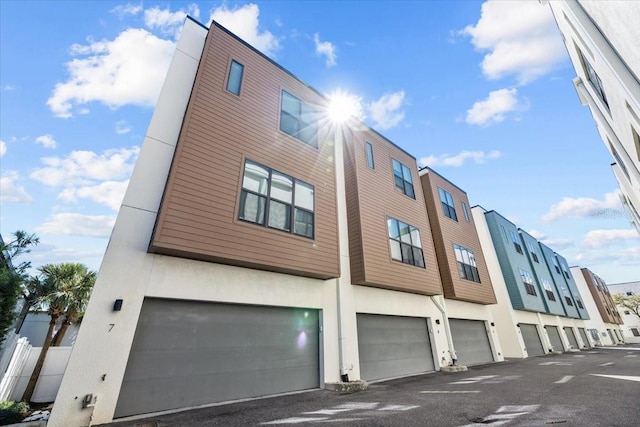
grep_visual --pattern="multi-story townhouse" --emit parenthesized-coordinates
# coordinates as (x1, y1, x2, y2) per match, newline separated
(607, 281, 640, 343)
(547, 1, 640, 235)
(472, 207, 592, 358)
(571, 267, 625, 346)
(50, 18, 456, 426)
(419, 168, 503, 367)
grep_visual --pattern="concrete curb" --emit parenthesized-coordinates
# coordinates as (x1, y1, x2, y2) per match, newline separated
(441, 365, 468, 373)
(325, 381, 368, 393)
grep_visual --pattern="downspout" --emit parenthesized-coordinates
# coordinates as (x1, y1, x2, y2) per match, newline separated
(430, 295, 457, 365)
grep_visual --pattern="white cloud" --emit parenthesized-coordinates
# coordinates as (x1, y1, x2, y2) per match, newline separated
(30, 147, 139, 187)
(1, 171, 33, 203)
(58, 180, 129, 211)
(144, 4, 200, 37)
(419, 150, 501, 167)
(461, 0, 566, 84)
(466, 88, 527, 126)
(574, 246, 640, 267)
(1, 85, 16, 91)
(35, 134, 57, 149)
(541, 191, 622, 223)
(313, 33, 337, 67)
(115, 120, 132, 135)
(47, 29, 175, 118)
(38, 213, 115, 238)
(541, 238, 573, 250)
(582, 229, 640, 248)
(210, 4, 280, 57)
(528, 229, 546, 240)
(0, 140, 6, 157)
(110, 3, 143, 19)
(366, 91, 406, 130)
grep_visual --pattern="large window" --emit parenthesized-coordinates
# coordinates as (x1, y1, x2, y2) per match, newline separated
(511, 231, 523, 254)
(578, 49, 609, 110)
(453, 244, 480, 283)
(527, 242, 539, 263)
(392, 159, 415, 198)
(239, 160, 314, 238)
(226, 60, 244, 96)
(520, 269, 536, 296)
(365, 142, 375, 169)
(552, 257, 561, 275)
(438, 187, 457, 221)
(542, 278, 555, 301)
(280, 91, 318, 147)
(387, 217, 425, 268)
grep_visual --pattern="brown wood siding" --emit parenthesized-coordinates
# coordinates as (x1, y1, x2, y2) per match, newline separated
(419, 171, 497, 304)
(149, 24, 339, 279)
(344, 127, 442, 296)
(581, 269, 622, 324)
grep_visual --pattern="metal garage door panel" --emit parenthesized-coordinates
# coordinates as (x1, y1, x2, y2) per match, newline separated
(520, 323, 545, 356)
(115, 299, 319, 418)
(578, 327, 591, 348)
(563, 327, 579, 349)
(546, 325, 564, 352)
(450, 319, 493, 366)
(357, 314, 434, 381)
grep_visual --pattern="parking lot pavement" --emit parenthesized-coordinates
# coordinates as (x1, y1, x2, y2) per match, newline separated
(103, 345, 640, 427)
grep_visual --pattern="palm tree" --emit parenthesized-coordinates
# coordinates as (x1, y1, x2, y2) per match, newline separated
(21, 263, 96, 403)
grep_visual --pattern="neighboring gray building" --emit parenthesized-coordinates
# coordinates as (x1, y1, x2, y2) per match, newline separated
(607, 281, 640, 342)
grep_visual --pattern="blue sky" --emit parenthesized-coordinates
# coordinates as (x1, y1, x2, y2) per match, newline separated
(1, 1, 638, 283)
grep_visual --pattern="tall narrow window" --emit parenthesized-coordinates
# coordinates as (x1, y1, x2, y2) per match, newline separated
(391, 159, 415, 198)
(438, 188, 457, 221)
(562, 289, 574, 307)
(578, 49, 609, 110)
(511, 231, 523, 254)
(520, 269, 536, 296)
(387, 217, 425, 268)
(461, 201, 470, 222)
(239, 160, 314, 239)
(454, 244, 480, 283)
(542, 279, 555, 301)
(226, 60, 244, 96)
(500, 225, 508, 242)
(365, 142, 375, 169)
(552, 257, 561, 275)
(576, 299, 584, 309)
(280, 91, 318, 147)
(527, 242, 539, 263)
(632, 124, 640, 162)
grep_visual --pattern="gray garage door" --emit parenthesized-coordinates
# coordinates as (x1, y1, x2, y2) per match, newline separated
(114, 299, 320, 418)
(578, 327, 591, 348)
(563, 327, 579, 349)
(520, 323, 544, 356)
(546, 325, 564, 352)
(357, 314, 434, 381)
(450, 319, 493, 366)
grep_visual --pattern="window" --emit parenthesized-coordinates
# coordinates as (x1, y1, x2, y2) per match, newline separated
(280, 91, 318, 147)
(626, 291, 634, 296)
(239, 160, 314, 238)
(631, 328, 640, 337)
(365, 142, 375, 169)
(542, 278, 555, 301)
(609, 140, 629, 179)
(562, 289, 573, 307)
(392, 159, 415, 198)
(624, 310, 631, 315)
(576, 299, 584, 309)
(500, 225, 508, 242)
(438, 188, 457, 221)
(578, 49, 609, 109)
(632, 124, 640, 162)
(552, 257, 561, 275)
(511, 231, 523, 254)
(226, 60, 244, 96)
(527, 242, 539, 263)
(462, 202, 470, 222)
(387, 217, 425, 268)
(520, 269, 536, 296)
(453, 244, 480, 283)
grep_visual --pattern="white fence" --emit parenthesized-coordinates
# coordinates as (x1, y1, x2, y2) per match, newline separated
(0, 335, 32, 402)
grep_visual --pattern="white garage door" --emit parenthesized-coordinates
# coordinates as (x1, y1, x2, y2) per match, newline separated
(520, 323, 545, 356)
(114, 299, 320, 418)
(357, 314, 435, 381)
(450, 319, 494, 366)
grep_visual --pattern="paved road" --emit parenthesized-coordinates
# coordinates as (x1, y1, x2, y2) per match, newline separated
(104, 345, 640, 426)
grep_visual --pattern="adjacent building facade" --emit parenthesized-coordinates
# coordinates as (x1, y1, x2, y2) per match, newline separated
(607, 281, 640, 343)
(548, 0, 640, 234)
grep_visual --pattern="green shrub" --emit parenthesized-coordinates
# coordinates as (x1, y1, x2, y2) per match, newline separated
(0, 401, 29, 426)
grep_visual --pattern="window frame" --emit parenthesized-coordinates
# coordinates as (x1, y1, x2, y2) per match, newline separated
(578, 48, 609, 110)
(279, 90, 318, 148)
(365, 142, 375, 169)
(438, 187, 458, 221)
(511, 231, 523, 254)
(387, 217, 425, 268)
(225, 60, 244, 96)
(542, 278, 556, 301)
(453, 244, 480, 283)
(391, 159, 415, 199)
(520, 269, 536, 296)
(238, 159, 315, 239)
(461, 201, 470, 222)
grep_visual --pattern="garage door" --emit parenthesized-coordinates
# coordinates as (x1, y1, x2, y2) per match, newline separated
(563, 327, 579, 349)
(357, 314, 434, 381)
(546, 325, 564, 352)
(520, 323, 544, 356)
(450, 319, 493, 366)
(578, 327, 591, 348)
(114, 299, 320, 418)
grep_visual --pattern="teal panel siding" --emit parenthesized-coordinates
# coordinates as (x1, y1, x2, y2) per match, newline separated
(484, 212, 546, 313)
(556, 254, 590, 320)
(519, 231, 565, 316)
(539, 243, 579, 318)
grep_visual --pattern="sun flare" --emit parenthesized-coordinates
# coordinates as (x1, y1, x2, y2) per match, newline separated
(326, 90, 363, 124)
